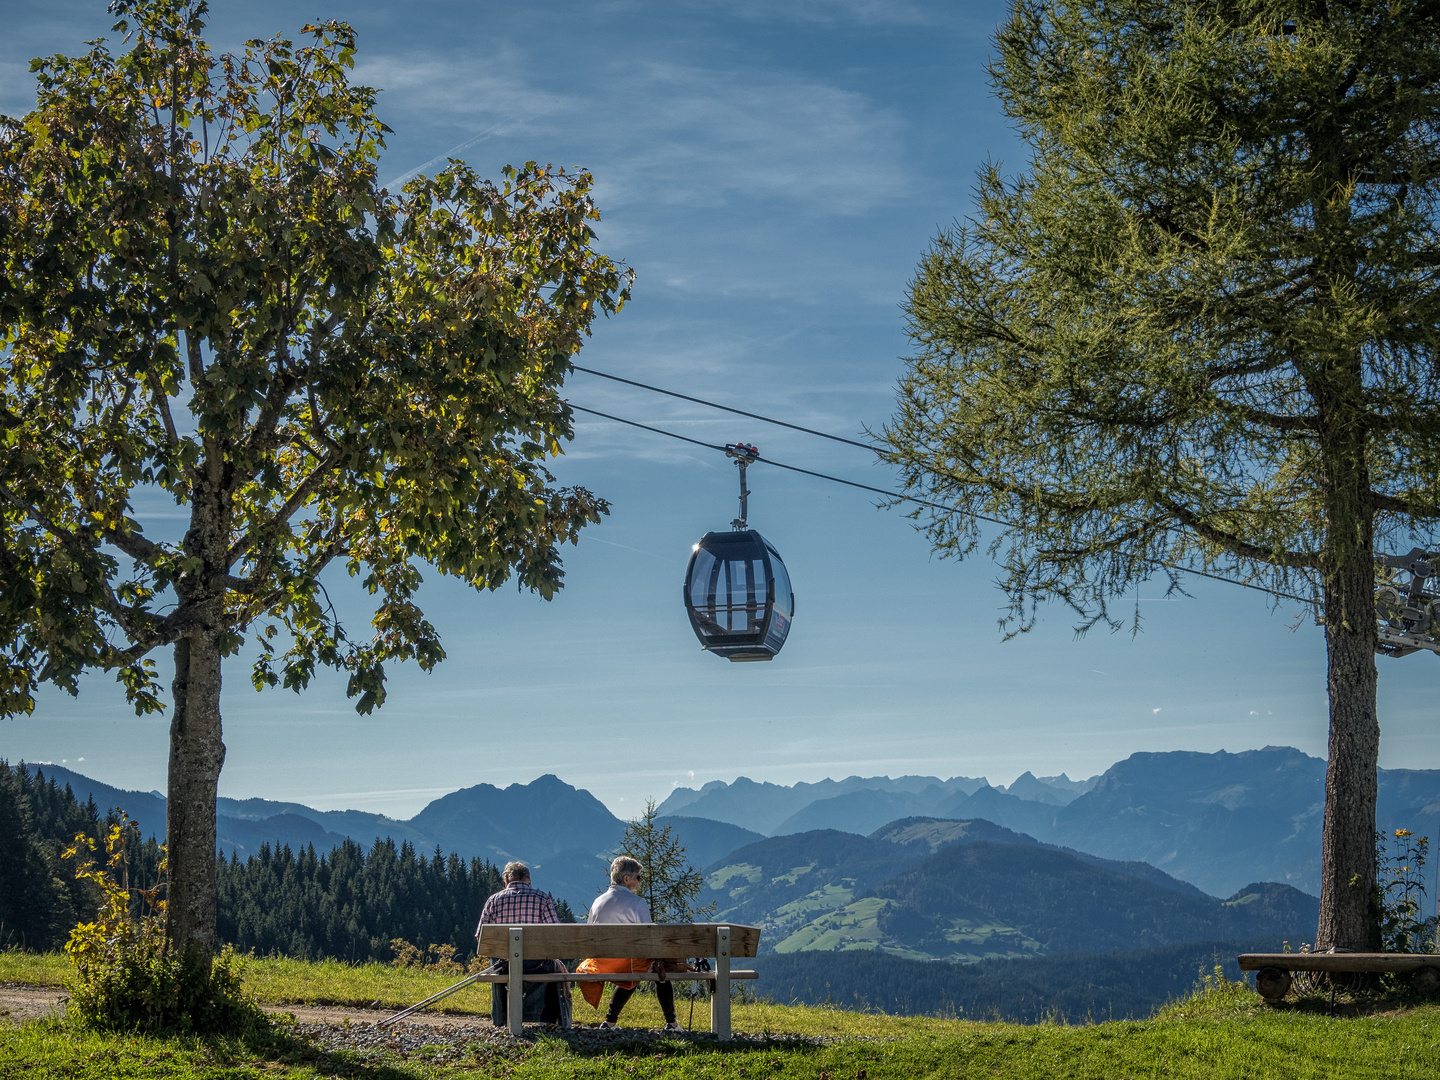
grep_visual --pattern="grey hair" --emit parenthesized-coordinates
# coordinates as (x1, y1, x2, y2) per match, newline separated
(610, 856, 642, 884)
(502, 861, 531, 883)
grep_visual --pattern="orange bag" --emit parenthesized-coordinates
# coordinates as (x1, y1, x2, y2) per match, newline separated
(575, 957, 649, 1009)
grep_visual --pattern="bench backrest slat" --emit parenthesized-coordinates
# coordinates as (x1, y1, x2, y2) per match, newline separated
(476, 922, 759, 958)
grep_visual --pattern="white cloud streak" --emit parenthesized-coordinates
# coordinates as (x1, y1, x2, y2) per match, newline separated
(359, 54, 910, 217)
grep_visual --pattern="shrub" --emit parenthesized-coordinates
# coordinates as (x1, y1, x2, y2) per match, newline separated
(62, 818, 267, 1034)
(388, 937, 466, 972)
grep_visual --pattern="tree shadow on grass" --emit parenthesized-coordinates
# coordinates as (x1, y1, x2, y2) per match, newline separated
(201, 1024, 444, 1080)
(231, 1019, 830, 1077)
(1272, 984, 1440, 1019)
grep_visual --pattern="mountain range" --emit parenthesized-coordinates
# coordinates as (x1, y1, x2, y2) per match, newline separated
(663, 746, 1440, 897)
(700, 816, 1315, 961)
(20, 745, 1440, 908)
(17, 764, 759, 909)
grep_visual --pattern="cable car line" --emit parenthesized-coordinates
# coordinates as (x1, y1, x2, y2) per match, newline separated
(570, 365, 880, 451)
(574, 369, 1436, 654)
(568, 402, 1313, 606)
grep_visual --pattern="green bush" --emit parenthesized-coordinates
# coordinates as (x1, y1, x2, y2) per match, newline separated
(62, 818, 268, 1035)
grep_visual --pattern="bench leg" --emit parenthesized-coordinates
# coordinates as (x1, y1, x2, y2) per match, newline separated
(711, 926, 731, 1041)
(509, 928, 524, 1036)
(1256, 967, 1291, 1003)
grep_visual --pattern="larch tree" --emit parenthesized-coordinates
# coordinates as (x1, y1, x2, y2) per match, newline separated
(0, 0, 630, 962)
(612, 801, 713, 925)
(884, 0, 1440, 951)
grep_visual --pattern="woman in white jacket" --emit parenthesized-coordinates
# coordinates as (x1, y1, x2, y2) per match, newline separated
(583, 857, 682, 1031)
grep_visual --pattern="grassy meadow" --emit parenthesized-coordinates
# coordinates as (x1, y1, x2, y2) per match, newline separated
(4, 951, 1440, 1078)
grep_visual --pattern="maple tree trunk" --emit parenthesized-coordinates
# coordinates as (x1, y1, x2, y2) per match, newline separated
(165, 630, 225, 959)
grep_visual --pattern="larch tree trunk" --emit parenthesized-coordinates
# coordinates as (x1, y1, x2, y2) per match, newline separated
(1314, 353, 1381, 952)
(1316, 546, 1382, 951)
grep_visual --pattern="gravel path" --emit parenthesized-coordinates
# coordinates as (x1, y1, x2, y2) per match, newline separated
(1, 985, 845, 1061)
(0, 985, 65, 1023)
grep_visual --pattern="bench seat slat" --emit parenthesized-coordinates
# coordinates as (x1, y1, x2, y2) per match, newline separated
(1238, 953, 1440, 973)
(476, 923, 760, 958)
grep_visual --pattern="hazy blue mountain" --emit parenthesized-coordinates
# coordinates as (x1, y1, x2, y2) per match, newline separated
(772, 788, 948, 837)
(1034, 747, 1325, 896)
(217, 794, 328, 821)
(1380, 768, 1440, 824)
(1012, 747, 1438, 897)
(1003, 772, 1075, 806)
(33, 747, 1440, 913)
(657, 816, 765, 869)
(677, 748, 1440, 898)
(214, 813, 353, 860)
(409, 774, 624, 862)
(657, 774, 987, 835)
(936, 785, 1064, 838)
(1034, 773, 1100, 798)
(655, 779, 724, 817)
(21, 764, 169, 841)
(215, 795, 429, 850)
(21, 764, 355, 860)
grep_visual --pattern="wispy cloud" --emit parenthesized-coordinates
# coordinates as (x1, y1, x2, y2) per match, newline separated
(361, 54, 910, 218)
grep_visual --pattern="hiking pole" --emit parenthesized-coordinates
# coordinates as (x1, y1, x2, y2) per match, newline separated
(378, 965, 499, 1028)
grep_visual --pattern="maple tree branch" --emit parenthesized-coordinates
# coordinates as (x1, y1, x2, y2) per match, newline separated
(0, 481, 163, 642)
(224, 448, 342, 572)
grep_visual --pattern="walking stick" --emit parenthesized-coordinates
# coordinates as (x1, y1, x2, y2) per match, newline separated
(378, 964, 499, 1027)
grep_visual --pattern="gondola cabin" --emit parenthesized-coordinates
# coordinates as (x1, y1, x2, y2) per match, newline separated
(684, 529, 793, 661)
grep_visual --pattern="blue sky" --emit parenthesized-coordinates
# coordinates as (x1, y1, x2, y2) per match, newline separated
(2, 0, 1435, 817)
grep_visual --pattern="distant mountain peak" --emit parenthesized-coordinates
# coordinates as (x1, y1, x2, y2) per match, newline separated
(515, 774, 573, 792)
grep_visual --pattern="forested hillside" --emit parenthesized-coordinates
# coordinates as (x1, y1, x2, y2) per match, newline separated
(862, 842, 1316, 957)
(750, 937, 1282, 1022)
(701, 819, 1315, 962)
(1, 762, 541, 963)
(0, 762, 163, 950)
(215, 839, 512, 962)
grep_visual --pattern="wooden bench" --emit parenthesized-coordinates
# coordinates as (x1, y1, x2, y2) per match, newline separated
(474, 923, 761, 1038)
(1238, 952, 1440, 1002)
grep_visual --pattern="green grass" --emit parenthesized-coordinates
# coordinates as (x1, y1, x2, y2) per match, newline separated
(5, 954, 1440, 1078)
(772, 896, 1039, 963)
(0, 950, 67, 988)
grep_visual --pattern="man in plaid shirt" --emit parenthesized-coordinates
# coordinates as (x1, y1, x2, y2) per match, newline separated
(476, 861, 560, 932)
(475, 861, 568, 1028)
